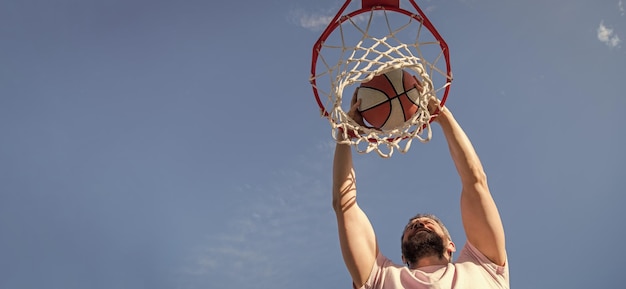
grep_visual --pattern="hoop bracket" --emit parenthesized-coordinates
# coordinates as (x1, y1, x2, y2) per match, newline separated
(362, 0, 399, 9)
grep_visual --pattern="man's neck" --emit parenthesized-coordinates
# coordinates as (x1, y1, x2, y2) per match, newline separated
(411, 256, 449, 269)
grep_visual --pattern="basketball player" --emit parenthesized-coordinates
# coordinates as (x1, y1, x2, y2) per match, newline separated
(332, 95, 508, 289)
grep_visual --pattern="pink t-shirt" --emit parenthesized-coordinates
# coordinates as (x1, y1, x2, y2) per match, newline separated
(357, 242, 509, 289)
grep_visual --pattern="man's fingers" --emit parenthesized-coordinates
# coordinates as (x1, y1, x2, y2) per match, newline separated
(349, 99, 361, 114)
(351, 88, 359, 105)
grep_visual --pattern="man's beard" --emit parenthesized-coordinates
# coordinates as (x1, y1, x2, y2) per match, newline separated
(401, 230, 446, 264)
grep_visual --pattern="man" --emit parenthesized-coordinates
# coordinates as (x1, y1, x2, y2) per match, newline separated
(332, 95, 508, 289)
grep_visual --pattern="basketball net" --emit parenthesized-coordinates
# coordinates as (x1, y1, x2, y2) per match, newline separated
(311, 4, 452, 158)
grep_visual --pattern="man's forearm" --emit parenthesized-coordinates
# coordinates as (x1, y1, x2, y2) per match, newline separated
(332, 139, 356, 212)
(436, 108, 486, 186)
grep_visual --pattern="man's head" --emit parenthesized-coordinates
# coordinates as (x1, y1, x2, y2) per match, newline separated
(401, 214, 456, 267)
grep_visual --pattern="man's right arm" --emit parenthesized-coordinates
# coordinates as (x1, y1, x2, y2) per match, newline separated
(333, 101, 378, 288)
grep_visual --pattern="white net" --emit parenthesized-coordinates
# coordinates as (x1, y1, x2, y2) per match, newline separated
(311, 7, 452, 158)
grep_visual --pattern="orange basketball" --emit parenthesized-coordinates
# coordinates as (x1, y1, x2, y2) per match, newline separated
(356, 69, 422, 130)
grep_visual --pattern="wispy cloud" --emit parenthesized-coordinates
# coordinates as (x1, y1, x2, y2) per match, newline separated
(423, 4, 437, 14)
(289, 7, 379, 32)
(597, 21, 621, 49)
(289, 9, 335, 31)
(179, 142, 337, 289)
(619, 0, 625, 16)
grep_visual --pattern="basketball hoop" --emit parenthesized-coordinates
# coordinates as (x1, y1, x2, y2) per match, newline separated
(310, 0, 452, 158)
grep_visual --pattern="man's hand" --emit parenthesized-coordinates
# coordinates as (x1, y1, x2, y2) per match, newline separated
(348, 88, 366, 127)
(339, 88, 377, 140)
(427, 96, 445, 123)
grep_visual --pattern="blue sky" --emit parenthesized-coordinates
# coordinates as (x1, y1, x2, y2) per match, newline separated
(1, 0, 625, 288)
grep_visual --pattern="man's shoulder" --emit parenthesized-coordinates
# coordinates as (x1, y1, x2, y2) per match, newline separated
(453, 242, 509, 288)
(455, 242, 507, 269)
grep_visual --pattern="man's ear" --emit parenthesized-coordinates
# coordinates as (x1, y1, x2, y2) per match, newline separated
(447, 241, 456, 259)
(448, 241, 456, 252)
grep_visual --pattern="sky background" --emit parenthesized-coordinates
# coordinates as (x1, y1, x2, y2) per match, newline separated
(1, 0, 625, 288)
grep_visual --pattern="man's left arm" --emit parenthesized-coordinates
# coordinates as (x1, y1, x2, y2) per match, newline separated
(435, 104, 506, 266)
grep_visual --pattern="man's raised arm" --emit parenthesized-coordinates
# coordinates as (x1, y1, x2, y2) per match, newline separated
(332, 100, 378, 288)
(434, 102, 506, 266)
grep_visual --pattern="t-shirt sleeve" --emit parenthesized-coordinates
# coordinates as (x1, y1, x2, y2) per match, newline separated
(456, 242, 508, 284)
(353, 252, 393, 289)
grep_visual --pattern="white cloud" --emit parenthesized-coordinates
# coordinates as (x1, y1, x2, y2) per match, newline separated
(424, 5, 437, 13)
(290, 8, 379, 32)
(619, 0, 625, 16)
(179, 144, 337, 289)
(597, 21, 621, 48)
(289, 9, 335, 31)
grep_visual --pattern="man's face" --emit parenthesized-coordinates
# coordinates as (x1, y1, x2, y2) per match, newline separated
(402, 218, 446, 242)
(401, 218, 448, 263)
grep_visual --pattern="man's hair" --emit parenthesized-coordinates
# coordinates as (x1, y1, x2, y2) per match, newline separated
(401, 213, 452, 242)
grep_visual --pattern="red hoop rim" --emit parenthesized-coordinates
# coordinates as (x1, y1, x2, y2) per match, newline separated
(310, 0, 451, 119)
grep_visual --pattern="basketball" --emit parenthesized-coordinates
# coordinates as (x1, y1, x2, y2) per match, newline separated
(356, 69, 422, 130)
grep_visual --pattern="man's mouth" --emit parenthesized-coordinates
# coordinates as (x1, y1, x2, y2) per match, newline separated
(414, 228, 430, 233)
